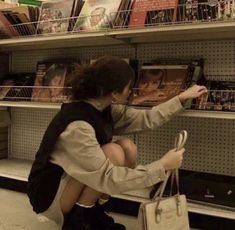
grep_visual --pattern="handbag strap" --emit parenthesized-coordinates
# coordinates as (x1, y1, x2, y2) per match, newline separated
(152, 130, 188, 205)
(170, 130, 187, 195)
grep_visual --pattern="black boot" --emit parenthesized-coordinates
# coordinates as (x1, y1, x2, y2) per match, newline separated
(62, 205, 91, 230)
(62, 203, 126, 230)
(88, 202, 126, 230)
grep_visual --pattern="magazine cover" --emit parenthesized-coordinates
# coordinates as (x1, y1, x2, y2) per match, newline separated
(1, 73, 35, 101)
(112, 0, 133, 28)
(218, 0, 235, 20)
(129, 0, 179, 27)
(37, 0, 75, 34)
(177, 0, 199, 22)
(31, 62, 67, 102)
(73, 0, 122, 31)
(131, 64, 189, 107)
(31, 59, 82, 103)
(195, 80, 235, 111)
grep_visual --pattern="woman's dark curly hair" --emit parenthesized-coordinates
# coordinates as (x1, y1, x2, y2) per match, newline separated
(71, 56, 135, 100)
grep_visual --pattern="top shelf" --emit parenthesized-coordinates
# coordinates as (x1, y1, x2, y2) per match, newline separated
(1, 20, 235, 51)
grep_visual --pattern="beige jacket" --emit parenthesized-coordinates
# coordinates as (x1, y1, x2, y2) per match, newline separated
(50, 96, 184, 195)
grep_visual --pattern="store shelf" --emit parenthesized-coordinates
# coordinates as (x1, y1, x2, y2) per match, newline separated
(1, 158, 234, 220)
(1, 21, 235, 51)
(114, 192, 235, 220)
(0, 7, 235, 226)
(0, 101, 234, 119)
(0, 158, 32, 181)
(0, 31, 123, 51)
(110, 20, 235, 44)
(0, 101, 62, 109)
(180, 110, 235, 119)
(187, 200, 235, 220)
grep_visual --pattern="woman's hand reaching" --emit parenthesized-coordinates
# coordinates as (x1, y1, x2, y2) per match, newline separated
(179, 85, 207, 103)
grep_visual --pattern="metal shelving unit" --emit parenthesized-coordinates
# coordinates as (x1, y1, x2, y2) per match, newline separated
(1, 100, 235, 118)
(0, 9, 235, 224)
(1, 20, 235, 51)
(0, 101, 62, 109)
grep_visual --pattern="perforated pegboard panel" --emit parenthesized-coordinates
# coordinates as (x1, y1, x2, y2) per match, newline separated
(7, 39, 235, 178)
(11, 45, 135, 73)
(137, 40, 235, 81)
(10, 108, 58, 160)
(9, 107, 135, 161)
(136, 116, 235, 176)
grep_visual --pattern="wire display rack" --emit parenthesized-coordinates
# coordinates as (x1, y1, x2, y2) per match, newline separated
(0, 86, 71, 103)
(0, 85, 234, 112)
(2, 1, 235, 38)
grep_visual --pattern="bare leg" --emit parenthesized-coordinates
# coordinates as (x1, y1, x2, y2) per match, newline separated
(60, 178, 84, 214)
(60, 142, 126, 214)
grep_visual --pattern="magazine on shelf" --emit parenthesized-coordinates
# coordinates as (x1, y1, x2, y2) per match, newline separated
(111, 0, 133, 28)
(68, 0, 85, 31)
(0, 11, 20, 38)
(194, 80, 235, 111)
(0, 73, 35, 101)
(73, 0, 123, 32)
(1, 5, 39, 36)
(130, 63, 189, 107)
(0, 1, 18, 9)
(129, 0, 179, 27)
(178, 0, 219, 22)
(32, 62, 67, 102)
(218, 0, 235, 20)
(37, 0, 75, 34)
(31, 59, 81, 103)
(183, 58, 205, 109)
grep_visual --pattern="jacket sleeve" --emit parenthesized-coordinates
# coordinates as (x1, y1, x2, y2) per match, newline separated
(111, 96, 184, 135)
(50, 121, 166, 195)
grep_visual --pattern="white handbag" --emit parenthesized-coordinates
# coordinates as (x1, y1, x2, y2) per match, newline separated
(138, 130, 190, 230)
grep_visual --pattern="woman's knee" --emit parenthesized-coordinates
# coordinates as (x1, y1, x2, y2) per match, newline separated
(116, 138, 137, 162)
(102, 143, 125, 166)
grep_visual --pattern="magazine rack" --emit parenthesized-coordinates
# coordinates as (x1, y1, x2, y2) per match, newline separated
(2, 2, 235, 38)
(0, 85, 234, 112)
(0, 86, 71, 103)
(131, 88, 235, 111)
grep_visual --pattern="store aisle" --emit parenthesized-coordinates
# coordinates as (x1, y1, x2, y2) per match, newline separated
(0, 188, 138, 230)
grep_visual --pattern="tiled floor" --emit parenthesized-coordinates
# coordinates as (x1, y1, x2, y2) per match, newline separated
(0, 188, 138, 230)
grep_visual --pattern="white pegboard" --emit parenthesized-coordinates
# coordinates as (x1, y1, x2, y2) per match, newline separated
(9, 107, 135, 161)
(137, 40, 235, 80)
(6, 39, 235, 178)
(136, 116, 235, 176)
(11, 45, 136, 73)
(9, 107, 235, 176)
(10, 108, 58, 160)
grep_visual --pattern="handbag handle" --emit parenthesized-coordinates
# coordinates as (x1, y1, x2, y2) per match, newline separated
(152, 130, 187, 223)
(152, 130, 188, 204)
(170, 130, 187, 196)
